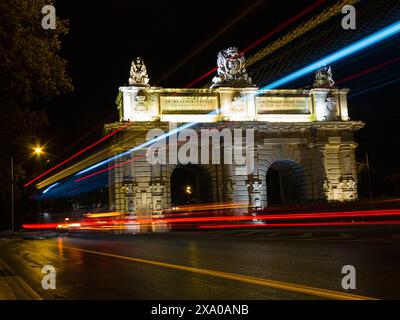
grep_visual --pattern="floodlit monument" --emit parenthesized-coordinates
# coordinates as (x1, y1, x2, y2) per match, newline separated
(104, 48, 364, 222)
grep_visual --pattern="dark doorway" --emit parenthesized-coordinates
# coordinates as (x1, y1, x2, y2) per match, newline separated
(170, 164, 213, 206)
(266, 160, 304, 206)
(266, 167, 282, 205)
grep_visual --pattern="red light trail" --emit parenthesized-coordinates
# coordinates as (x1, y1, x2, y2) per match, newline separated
(185, 0, 325, 88)
(72, 123, 231, 184)
(158, 0, 264, 85)
(74, 154, 143, 183)
(22, 208, 400, 230)
(26, 1, 397, 192)
(25, 1, 325, 188)
(198, 221, 400, 229)
(157, 209, 400, 224)
(184, 67, 217, 88)
(336, 56, 400, 85)
(241, 0, 325, 54)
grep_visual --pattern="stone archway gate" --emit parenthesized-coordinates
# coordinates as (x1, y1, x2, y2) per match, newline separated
(104, 49, 364, 224)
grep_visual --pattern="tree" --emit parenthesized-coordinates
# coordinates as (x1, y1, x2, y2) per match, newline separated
(0, 0, 73, 229)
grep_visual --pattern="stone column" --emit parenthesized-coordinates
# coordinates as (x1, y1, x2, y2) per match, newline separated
(338, 143, 358, 200)
(108, 147, 125, 213)
(246, 174, 263, 222)
(246, 174, 262, 208)
(319, 137, 358, 201)
(221, 143, 235, 203)
(121, 181, 140, 233)
(312, 88, 340, 121)
(222, 164, 235, 203)
(320, 137, 341, 200)
(121, 182, 137, 215)
(150, 180, 169, 232)
(338, 89, 350, 121)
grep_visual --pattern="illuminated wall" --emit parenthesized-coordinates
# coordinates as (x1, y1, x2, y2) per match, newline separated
(118, 86, 351, 123)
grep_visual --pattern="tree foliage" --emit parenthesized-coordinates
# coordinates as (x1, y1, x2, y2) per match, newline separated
(0, 0, 73, 108)
(0, 0, 72, 210)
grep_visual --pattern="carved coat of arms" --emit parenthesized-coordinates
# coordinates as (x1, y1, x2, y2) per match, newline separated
(232, 95, 245, 112)
(134, 92, 148, 112)
(211, 47, 253, 88)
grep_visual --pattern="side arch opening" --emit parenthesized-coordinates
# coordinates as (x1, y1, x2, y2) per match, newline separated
(266, 160, 305, 206)
(170, 164, 214, 207)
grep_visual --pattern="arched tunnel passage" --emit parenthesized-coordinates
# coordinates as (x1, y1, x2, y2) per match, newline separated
(170, 164, 214, 207)
(266, 160, 305, 206)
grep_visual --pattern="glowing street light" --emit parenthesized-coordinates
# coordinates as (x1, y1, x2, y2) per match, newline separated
(11, 145, 45, 231)
(34, 146, 44, 155)
(185, 185, 192, 194)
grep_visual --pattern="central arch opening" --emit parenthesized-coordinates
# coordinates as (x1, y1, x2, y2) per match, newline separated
(170, 164, 213, 206)
(266, 160, 305, 206)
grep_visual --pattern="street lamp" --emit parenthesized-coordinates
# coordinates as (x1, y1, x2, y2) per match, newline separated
(34, 146, 44, 155)
(10, 146, 44, 232)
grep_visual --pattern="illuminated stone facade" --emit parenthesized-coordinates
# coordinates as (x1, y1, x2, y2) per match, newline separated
(103, 55, 364, 230)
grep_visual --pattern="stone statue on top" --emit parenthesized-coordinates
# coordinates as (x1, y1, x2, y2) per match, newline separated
(129, 57, 150, 86)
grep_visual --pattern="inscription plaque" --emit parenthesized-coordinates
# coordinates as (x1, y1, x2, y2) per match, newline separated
(256, 96, 310, 114)
(161, 96, 218, 114)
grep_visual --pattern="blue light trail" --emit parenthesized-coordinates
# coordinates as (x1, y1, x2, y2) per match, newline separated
(261, 20, 400, 90)
(40, 20, 400, 196)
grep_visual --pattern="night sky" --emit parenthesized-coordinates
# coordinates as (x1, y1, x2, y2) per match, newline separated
(41, 0, 319, 152)
(38, 0, 400, 196)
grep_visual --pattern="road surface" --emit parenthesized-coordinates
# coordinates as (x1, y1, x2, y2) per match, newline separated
(0, 229, 399, 299)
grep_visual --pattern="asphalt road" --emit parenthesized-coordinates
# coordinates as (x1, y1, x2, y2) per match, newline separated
(0, 229, 400, 300)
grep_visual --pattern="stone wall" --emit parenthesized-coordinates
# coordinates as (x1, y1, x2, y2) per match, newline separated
(106, 121, 363, 224)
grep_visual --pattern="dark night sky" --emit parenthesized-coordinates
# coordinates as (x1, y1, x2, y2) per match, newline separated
(43, 0, 319, 153)
(39, 0, 400, 194)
